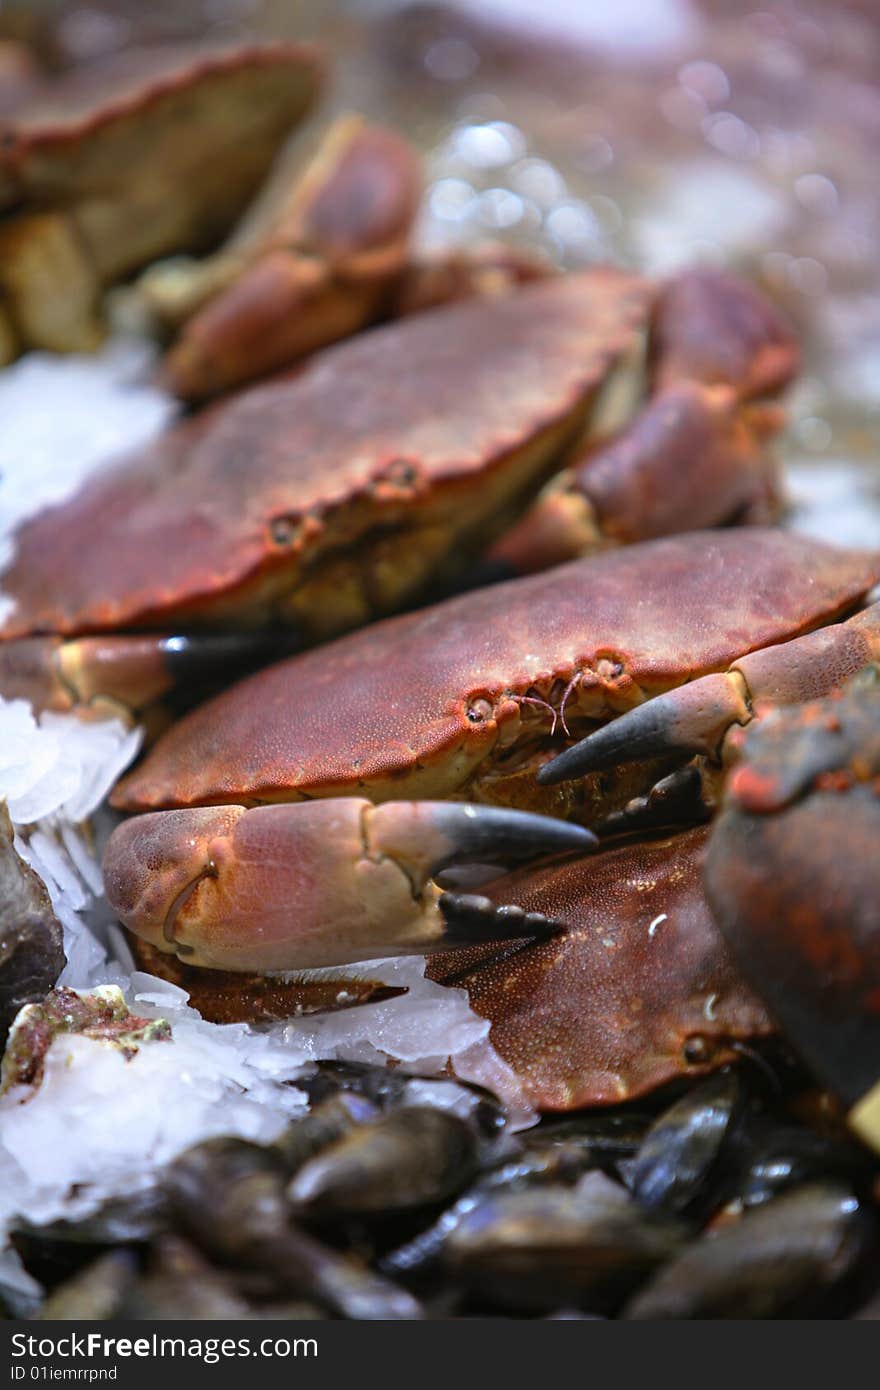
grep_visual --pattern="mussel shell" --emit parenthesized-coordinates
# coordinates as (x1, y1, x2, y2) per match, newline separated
(14, 1186, 169, 1248)
(164, 1134, 422, 1318)
(382, 1140, 595, 1278)
(0, 802, 64, 1045)
(734, 1120, 874, 1210)
(624, 1071, 743, 1217)
(288, 1106, 480, 1217)
(294, 1060, 413, 1109)
(164, 1136, 289, 1258)
(443, 1173, 686, 1313)
(625, 1182, 873, 1318)
(527, 1111, 654, 1164)
(270, 1092, 379, 1176)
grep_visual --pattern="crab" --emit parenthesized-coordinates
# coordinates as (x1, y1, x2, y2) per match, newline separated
(0, 39, 323, 359)
(112, 529, 880, 817)
(703, 672, 880, 1153)
(141, 112, 422, 401)
(0, 267, 796, 727)
(101, 528, 880, 987)
(0, 221, 810, 1028)
(434, 574, 880, 1111)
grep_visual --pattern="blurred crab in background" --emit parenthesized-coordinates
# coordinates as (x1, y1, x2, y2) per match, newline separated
(0, 41, 323, 360)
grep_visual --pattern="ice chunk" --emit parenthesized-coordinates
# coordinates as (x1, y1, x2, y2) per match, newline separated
(0, 338, 176, 554)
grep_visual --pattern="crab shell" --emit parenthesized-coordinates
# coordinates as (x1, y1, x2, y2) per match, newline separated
(112, 529, 880, 814)
(428, 827, 773, 1110)
(0, 41, 323, 355)
(0, 271, 651, 642)
(126, 937, 407, 1024)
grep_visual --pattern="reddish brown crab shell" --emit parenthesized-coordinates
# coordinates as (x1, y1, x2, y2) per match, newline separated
(112, 529, 880, 813)
(0, 271, 651, 642)
(129, 938, 405, 1024)
(428, 827, 774, 1111)
(161, 114, 424, 401)
(0, 42, 323, 237)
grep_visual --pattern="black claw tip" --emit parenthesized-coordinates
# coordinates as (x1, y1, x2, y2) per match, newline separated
(161, 629, 303, 694)
(437, 892, 565, 948)
(431, 803, 596, 870)
(538, 703, 677, 786)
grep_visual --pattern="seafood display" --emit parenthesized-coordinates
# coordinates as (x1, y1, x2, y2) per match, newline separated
(1, 0, 879, 1324)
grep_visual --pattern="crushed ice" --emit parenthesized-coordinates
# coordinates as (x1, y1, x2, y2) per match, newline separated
(0, 338, 178, 624)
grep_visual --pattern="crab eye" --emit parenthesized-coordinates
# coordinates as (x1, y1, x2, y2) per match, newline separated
(372, 459, 419, 494)
(682, 1034, 716, 1065)
(466, 697, 494, 724)
(386, 459, 418, 487)
(270, 515, 301, 546)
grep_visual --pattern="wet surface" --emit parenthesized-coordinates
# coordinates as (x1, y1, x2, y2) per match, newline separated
(358, 0, 880, 547)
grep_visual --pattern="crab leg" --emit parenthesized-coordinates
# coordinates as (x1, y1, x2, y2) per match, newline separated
(486, 269, 798, 577)
(539, 601, 880, 786)
(103, 799, 594, 972)
(0, 631, 297, 720)
(648, 267, 802, 401)
(490, 383, 784, 574)
(158, 115, 421, 401)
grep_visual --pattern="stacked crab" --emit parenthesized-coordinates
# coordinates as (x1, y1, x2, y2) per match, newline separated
(2, 39, 879, 1316)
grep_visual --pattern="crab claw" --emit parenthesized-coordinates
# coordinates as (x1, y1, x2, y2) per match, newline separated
(0, 630, 301, 721)
(102, 799, 592, 973)
(540, 602, 880, 788)
(437, 893, 566, 950)
(538, 673, 750, 786)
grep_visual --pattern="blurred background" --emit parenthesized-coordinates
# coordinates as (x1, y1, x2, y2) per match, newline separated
(3, 0, 878, 539)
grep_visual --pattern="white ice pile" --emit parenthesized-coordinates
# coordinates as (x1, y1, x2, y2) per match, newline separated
(0, 342, 531, 1287)
(0, 338, 178, 620)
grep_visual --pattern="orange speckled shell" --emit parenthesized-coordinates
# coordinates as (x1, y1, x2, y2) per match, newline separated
(0, 271, 650, 638)
(428, 827, 773, 1110)
(113, 529, 880, 811)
